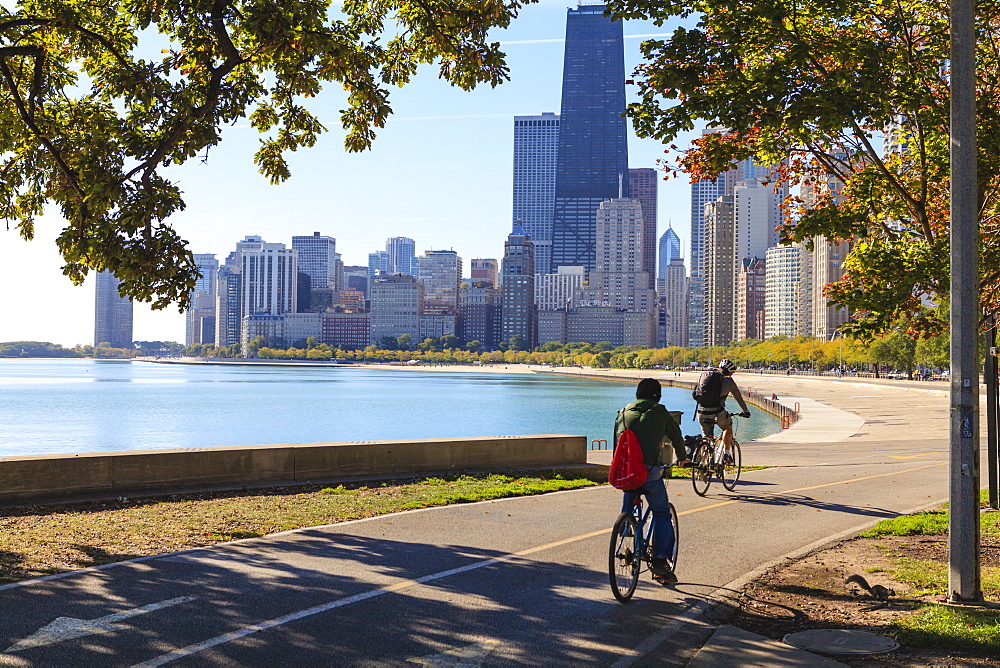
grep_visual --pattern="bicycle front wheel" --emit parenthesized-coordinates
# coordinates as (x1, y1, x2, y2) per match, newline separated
(609, 512, 640, 603)
(721, 440, 742, 491)
(691, 443, 714, 497)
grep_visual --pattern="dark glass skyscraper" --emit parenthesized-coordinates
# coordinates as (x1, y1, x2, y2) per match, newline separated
(550, 3, 629, 272)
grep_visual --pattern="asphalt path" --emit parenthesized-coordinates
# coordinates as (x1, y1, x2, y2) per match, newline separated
(0, 374, 971, 667)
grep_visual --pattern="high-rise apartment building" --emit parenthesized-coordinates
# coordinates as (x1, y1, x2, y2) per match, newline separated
(703, 196, 736, 346)
(186, 253, 219, 345)
(241, 242, 297, 318)
(501, 223, 536, 348)
(629, 167, 658, 280)
(369, 273, 422, 345)
(513, 113, 559, 274)
(215, 266, 242, 348)
(764, 244, 808, 338)
(551, 3, 629, 272)
(418, 249, 461, 314)
(94, 270, 133, 348)
(469, 258, 499, 288)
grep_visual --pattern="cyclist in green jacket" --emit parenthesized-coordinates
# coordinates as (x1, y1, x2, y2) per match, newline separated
(614, 378, 688, 582)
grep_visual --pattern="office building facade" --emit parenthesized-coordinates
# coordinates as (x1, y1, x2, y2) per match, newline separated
(386, 236, 418, 276)
(703, 196, 736, 346)
(459, 283, 502, 348)
(215, 266, 242, 348)
(535, 265, 585, 312)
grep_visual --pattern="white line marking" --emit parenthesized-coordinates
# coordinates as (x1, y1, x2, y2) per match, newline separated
(5, 597, 195, 653)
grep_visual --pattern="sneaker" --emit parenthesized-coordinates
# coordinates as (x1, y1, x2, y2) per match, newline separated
(651, 557, 671, 577)
(723, 452, 735, 465)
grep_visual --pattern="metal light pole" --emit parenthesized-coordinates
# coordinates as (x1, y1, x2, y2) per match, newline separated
(949, 0, 982, 603)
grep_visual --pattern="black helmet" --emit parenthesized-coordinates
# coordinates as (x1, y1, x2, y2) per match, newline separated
(718, 359, 737, 374)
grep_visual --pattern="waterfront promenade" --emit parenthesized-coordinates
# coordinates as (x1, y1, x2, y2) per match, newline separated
(0, 369, 966, 666)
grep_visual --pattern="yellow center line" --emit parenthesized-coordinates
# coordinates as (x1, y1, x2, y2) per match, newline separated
(675, 461, 945, 516)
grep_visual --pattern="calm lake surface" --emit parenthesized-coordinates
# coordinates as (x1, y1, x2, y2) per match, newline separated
(0, 359, 780, 456)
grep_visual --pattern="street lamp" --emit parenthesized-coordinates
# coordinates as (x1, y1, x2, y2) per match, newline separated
(949, 0, 981, 603)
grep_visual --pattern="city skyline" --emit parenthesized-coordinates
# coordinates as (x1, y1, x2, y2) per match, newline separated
(0, 2, 699, 347)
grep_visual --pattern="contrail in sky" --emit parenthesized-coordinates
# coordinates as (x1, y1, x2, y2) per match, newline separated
(501, 32, 670, 45)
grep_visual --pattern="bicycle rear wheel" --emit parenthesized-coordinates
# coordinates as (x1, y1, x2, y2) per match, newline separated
(691, 442, 714, 497)
(609, 512, 640, 603)
(721, 440, 742, 491)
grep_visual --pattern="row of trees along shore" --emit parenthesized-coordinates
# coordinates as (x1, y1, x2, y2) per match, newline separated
(172, 329, 950, 376)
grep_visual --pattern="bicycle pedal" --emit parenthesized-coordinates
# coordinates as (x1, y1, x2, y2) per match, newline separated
(652, 573, 678, 586)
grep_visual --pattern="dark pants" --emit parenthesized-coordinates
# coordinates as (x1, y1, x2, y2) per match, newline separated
(621, 466, 674, 560)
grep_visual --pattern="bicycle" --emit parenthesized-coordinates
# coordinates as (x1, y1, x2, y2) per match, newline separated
(608, 489, 679, 603)
(690, 413, 744, 497)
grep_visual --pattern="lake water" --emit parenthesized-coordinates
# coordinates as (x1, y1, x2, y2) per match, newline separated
(0, 359, 780, 456)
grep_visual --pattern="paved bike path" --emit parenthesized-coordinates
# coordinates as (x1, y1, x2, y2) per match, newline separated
(0, 374, 962, 666)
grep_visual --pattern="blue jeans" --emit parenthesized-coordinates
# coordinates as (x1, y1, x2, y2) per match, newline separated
(621, 465, 674, 560)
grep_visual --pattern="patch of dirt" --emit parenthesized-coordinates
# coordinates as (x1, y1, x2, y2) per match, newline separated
(729, 534, 1000, 666)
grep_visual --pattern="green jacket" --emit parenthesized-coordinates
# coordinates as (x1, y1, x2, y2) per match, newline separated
(614, 399, 686, 468)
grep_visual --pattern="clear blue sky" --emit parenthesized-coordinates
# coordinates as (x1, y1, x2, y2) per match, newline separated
(0, 1, 701, 347)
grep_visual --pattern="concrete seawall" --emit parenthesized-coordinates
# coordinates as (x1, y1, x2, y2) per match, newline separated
(0, 434, 587, 506)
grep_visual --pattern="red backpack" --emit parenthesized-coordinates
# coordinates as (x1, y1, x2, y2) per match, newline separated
(609, 414, 647, 491)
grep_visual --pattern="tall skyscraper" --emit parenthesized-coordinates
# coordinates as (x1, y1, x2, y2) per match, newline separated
(513, 113, 560, 274)
(386, 236, 418, 276)
(658, 227, 682, 275)
(418, 249, 462, 314)
(186, 253, 219, 345)
(501, 223, 536, 348)
(94, 271, 133, 348)
(551, 3, 629, 272)
(629, 167, 658, 280)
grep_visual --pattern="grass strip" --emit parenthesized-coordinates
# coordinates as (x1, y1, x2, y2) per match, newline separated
(858, 489, 1000, 538)
(889, 605, 1000, 653)
(0, 471, 599, 585)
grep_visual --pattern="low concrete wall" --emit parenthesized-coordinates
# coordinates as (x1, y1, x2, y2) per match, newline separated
(0, 434, 587, 506)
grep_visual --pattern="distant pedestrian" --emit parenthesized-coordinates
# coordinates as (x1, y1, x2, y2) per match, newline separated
(771, 393, 778, 401)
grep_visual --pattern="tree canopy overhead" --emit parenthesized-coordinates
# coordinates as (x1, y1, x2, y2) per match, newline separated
(0, 0, 533, 307)
(609, 0, 1000, 339)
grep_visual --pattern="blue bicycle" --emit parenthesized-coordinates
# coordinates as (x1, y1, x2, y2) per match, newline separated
(608, 492, 679, 603)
